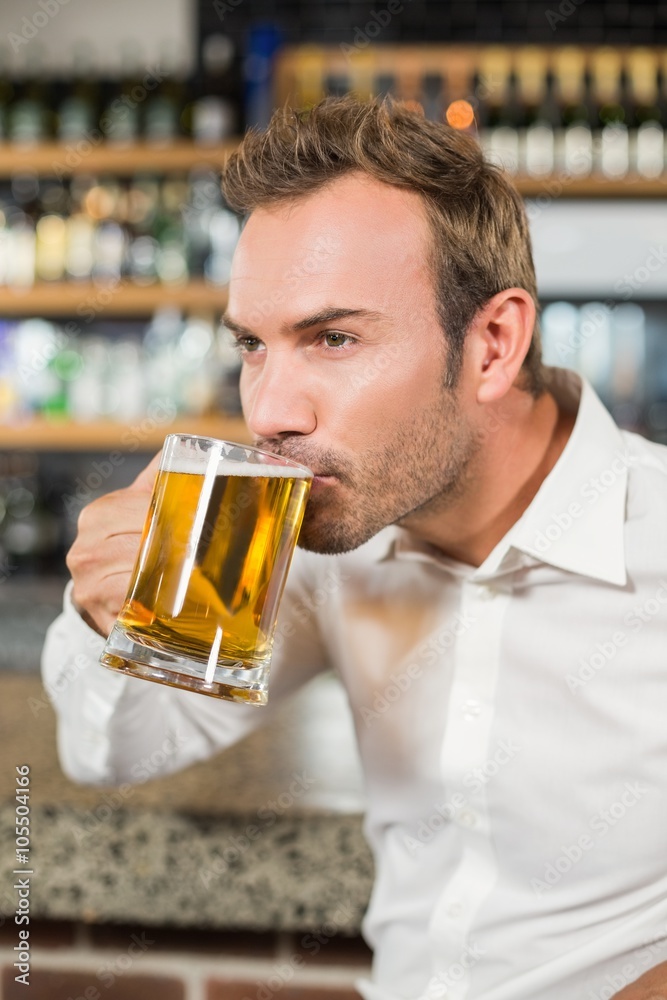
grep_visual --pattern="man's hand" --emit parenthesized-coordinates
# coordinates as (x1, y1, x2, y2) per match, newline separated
(66, 451, 162, 638)
(612, 960, 667, 998)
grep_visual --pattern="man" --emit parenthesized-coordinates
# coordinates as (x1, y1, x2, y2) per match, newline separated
(43, 97, 667, 1000)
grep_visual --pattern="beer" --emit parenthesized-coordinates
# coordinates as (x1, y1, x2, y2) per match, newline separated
(101, 436, 312, 704)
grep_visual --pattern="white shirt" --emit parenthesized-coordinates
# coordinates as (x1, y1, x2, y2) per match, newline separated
(42, 368, 667, 1000)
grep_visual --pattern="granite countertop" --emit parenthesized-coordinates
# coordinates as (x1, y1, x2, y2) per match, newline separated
(0, 670, 373, 933)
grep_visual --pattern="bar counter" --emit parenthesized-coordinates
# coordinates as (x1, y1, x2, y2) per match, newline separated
(0, 672, 373, 933)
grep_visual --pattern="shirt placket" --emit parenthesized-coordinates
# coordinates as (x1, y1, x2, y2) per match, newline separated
(425, 578, 512, 1000)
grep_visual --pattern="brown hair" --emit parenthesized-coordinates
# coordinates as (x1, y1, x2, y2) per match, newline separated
(222, 96, 546, 398)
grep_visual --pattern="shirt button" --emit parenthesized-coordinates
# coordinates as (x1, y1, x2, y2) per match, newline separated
(447, 900, 464, 918)
(461, 699, 481, 720)
(475, 584, 496, 600)
(459, 809, 478, 827)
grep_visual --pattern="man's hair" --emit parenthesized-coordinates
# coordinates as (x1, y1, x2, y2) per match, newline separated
(222, 95, 546, 398)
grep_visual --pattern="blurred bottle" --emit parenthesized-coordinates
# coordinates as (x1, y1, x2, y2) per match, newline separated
(610, 303, 646, 430)
(394, 52, 425, 115)
(540, 301, 579, 370)
(591, 48, 629, 178)
(0, 44, 15, 141)
(626, 49, 663, 178)
(552, 48, 594, 176)
(324, 68, 350, 98)
(477, 48, 520, 174)
(191, 34, 237, 144)
(422, 72, 445, 123)
(106, 338, 146, 419)
(101, 41, 143, 146)
(8, 45, 50, 146)
(176, 316, 217, 414)
(516, 48, 555, 177)
(183, 167, 221, 277)
(216, 318, 243, 415)
(244, 24, 281, 130)
(293, 45, 326, 110)
(13, 319, 63, 413)
(142, 306, 182, 410)
(205, 206, 239, 286)
(67, 336, 108, 421)
(57, 43, 100, 144)
(145, 42, 186, 146)
(35, 214, 68, 282)
(374, 71, 397, 102)
(6, 213, 36, 288)
(577, 301, 613, 401)
(0, 322, 18, 421)
(0, 455, 60, 574)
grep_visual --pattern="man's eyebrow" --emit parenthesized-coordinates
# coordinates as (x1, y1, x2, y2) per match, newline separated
(291, 307, 385, 331)
(222, 315, 254, 337)
(222, 307, 385, 338)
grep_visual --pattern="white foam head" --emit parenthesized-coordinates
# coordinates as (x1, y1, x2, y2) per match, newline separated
(162, 439, 311, 478)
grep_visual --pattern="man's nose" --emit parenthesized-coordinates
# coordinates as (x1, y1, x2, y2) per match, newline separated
(242, 353, 317, 440)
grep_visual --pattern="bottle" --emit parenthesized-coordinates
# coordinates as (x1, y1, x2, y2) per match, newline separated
(8, 46, 50, 146)
(323, 69, 350, 99)
(610, 303, 646, 432)
(516, 48, 555, 177)
(422, 72, 445, 123)
(189, 34, 237, 144)
(244, 23, 280, 130)
(540, 301, 580, 370)
(554, 47, 593, 176)
(626, 48, 663, 178)
(100, 41, 143, 146)
(395, 51, 425, 115)
(144, 42, 186, 146)
(57, 43, 99, 144)
(591, 48, 629, 178)
(347, 47, 376, 105)
(577, 301, 613, 402)
(156, 176, 189, 285)
(293, 45, 326, 111)
(6, 213, 36, 288)
(374, 72, 397, 102)
(0, 44, 15, 142)
(478, 47, 519, 174)
(35, 213, 68, 282)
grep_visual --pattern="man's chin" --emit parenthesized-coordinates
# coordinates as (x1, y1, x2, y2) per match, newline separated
(296, 516, 378, 556)
(296, 532, 363, 556)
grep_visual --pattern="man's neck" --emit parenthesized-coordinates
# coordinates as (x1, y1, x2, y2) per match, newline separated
(402, 387, 578, 568)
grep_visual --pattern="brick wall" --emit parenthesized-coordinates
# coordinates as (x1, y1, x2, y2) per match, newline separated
(0, 920, 371, 1000)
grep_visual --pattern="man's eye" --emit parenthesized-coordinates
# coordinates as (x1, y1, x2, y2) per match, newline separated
(236, 337, 262, 353)
(323, 331, 352, 349)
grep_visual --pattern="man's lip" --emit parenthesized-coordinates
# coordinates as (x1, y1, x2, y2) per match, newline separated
(310, 474, 337, 489)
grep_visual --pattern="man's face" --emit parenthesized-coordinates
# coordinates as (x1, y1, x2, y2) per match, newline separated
(226, 172, 479, 554)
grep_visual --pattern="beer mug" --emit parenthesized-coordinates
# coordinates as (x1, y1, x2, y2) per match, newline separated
(100, 434, 312, 705)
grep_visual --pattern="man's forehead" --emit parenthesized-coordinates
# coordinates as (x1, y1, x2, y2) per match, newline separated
(232, 180, 429, 290)
(238, 174, 428, 248)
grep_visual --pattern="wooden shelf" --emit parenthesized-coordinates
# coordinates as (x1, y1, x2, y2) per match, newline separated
(0, 415, 251, 452)
(0, 141, 240, 176)
(0, 279, 228, 316)
(514, 175, 667, 198)
(0, 142, 662, 197)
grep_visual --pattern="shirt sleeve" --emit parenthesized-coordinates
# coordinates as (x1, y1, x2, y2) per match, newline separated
(41, 553, 331, 787)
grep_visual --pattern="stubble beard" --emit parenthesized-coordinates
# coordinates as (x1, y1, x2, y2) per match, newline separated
(293, 390, 480, 556)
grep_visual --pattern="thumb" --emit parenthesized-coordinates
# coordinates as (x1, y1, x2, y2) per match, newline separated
(130, 449, 163, 493)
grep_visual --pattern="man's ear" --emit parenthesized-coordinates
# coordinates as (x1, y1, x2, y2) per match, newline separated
(466, 288, 536, 405)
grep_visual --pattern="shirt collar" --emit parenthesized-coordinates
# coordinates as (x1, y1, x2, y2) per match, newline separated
(374, 368, 629, 587)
